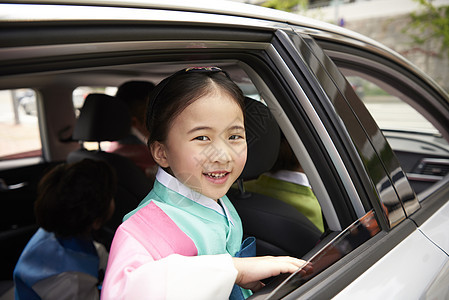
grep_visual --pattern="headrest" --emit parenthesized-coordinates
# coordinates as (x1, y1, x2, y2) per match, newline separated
(72, 93, 131, 142)
(240, 97, 280, 180)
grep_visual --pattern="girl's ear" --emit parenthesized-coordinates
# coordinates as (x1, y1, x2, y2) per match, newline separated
(150, 141, 169, 168)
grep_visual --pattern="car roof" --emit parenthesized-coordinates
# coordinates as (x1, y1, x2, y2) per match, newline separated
(0, 0, 387, 45)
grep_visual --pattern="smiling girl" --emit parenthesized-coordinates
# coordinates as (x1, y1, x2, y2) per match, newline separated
(101, 67, 308, 300)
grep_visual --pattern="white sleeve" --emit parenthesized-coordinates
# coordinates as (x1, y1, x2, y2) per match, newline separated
(122, 253, 237, 300)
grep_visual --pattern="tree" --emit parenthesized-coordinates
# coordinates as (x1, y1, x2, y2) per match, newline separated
(407, 0, 449, 58)
(262, 0, 308, 12)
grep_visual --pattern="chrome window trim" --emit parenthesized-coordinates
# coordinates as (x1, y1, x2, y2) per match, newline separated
(265, 44, 366, 219)
(0, 3, 284, 30)
(408, 173, 444, 182)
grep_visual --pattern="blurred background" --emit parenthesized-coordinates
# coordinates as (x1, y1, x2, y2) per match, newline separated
(232, 0, 449, 94)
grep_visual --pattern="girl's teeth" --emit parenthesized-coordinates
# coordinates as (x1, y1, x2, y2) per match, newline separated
(207, 172, 226, 178)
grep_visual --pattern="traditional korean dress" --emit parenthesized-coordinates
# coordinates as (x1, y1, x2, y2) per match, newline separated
(13, 228, 108, 300)
(101, 167, 254, 300)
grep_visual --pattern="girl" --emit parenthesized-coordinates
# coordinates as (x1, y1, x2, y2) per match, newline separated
(101, 67, 309, 300)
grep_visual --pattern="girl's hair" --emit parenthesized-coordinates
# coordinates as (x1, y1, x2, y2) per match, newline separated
(146, 67, 245, 146)
(34, 159, 117, 238)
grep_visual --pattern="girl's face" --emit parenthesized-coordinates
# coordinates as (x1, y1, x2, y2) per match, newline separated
(152, 89, 247, 201)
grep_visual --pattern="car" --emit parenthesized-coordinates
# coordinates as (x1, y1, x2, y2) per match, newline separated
(1, 1, 448, 299)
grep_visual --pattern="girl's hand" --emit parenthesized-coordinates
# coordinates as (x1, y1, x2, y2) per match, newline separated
(232, 256, 312, 292)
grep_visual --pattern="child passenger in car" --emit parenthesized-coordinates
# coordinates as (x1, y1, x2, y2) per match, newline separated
(101, 67, 310, 300)
(13, 159, 116, 300)
(244, 134, 324, 232)
(107, 80, 158, 181)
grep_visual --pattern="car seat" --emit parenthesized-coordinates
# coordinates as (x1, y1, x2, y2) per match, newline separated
(67, 93, 152, 248)
(227, 97, 322, 258)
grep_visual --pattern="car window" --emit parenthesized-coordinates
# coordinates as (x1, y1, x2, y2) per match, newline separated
(346, 76, 439, 135)
(345, 74, 449, 196)
(268, 210, 381, 298)
(0, 89, 41, 161)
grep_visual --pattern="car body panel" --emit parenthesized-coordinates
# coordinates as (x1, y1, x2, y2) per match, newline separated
(418, 199, 449, 255)
(334, 199, 449, 299)
(333, 228, 448, 299)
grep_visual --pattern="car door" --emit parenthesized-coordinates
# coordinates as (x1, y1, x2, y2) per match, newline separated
(246, 28, 449, 299)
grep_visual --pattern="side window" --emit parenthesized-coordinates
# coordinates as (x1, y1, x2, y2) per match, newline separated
(346, 75, 449, 195)
(0, 89, 41, 162)
(347, 76, 439, 135)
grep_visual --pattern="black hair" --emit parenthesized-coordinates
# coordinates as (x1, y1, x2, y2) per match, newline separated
(145, 68, 245, 147)
(116, 80, 156, 123)
(270, 133, 302, 173)
(34, 159, 117, 238)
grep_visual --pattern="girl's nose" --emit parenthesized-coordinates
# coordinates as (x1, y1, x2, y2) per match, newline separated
(211, 140, 232, 164)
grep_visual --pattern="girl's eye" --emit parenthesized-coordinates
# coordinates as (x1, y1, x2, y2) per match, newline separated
(194, 136, 209, 141)
(229, 135, 244, 140)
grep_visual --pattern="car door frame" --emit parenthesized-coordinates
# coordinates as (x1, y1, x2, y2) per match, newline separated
(252, 28, 431, 298)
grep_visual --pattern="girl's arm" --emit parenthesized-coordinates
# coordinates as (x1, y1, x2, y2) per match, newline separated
(233, 256, 311, 292)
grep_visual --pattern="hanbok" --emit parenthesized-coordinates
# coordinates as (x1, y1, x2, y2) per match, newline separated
(101, 167, 254, 300)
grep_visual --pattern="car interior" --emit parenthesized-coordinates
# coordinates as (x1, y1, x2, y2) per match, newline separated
(0, 60, 337, 294)
(1, 56, 448, 298)
(227, 97, 323, 258)
(67, 92, 153, 248)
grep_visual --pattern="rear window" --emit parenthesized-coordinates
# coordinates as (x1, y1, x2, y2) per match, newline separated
(0, 89, 41, 161)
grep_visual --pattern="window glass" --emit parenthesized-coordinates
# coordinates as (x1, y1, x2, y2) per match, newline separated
(346, 75, 449, 195)
(346, 76, 439, 135)
(270, 210, 380, 298)
(0, 89, 41, 160)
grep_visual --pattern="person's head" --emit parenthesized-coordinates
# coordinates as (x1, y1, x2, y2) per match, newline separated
(34, 159, 117, 238)
(271, 133, 303, 173)
(147, 67, 247, 200)
(116, 80, 156, 139)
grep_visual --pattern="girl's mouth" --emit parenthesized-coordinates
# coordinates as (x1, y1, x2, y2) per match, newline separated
(203, 171, 230, 184)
